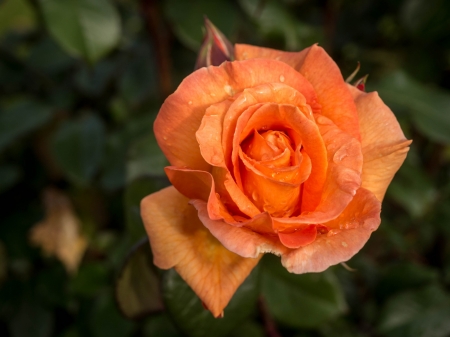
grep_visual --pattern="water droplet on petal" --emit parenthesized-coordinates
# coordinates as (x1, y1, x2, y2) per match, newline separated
(224, 85, 235, 96)
(333, 144, 351, 163)
(252, 191, 259, 201)
(188, 101, 193, 105)
(315, 115, 332, 125)
(279, 75, 285, 82)
(327, 229, 341, 237)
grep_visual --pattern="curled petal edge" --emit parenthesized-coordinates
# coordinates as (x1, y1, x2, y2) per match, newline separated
(281, 187, 381, 274)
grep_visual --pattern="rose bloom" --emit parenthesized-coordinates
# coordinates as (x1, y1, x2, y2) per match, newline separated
(141, 44, 411, 317)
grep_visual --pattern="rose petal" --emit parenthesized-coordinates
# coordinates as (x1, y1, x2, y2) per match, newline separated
(235, 44, 360, 141)
(274, 114, 363, 230)
(243, 130, 290, 163)
(140, 186, 259, 317)
(195, 100, 261, 218)
(278, 225, 317, 249)
(190, 199, 288, 258)
(196, 82, 318, 218)
(157, 59, 320, 171)
(281, 187, 381, 273)
(239, 149, 301, 217)
(229, 83, 315, 173)
(235, 103, 328, 214)
(348, 84, 412, 201)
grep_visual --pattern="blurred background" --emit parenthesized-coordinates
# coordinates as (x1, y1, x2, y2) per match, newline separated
(1, 0, 450, 336)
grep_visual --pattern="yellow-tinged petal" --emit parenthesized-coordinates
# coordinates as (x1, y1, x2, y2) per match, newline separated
(281, 187, 381, 273)
(141, 186, 259, 317)
(347, 84, 411, 201)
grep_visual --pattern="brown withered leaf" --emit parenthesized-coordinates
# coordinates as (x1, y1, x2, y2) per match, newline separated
(30, 188, 87, 274)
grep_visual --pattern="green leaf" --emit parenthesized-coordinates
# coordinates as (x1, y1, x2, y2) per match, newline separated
(70, 262, 109, 297)
(228, 321, 265, 337)
(0, 100, 52, 152)
(51, 113, 105, 185)
(100, 132, 127, 191)
(143, 314, 182, 337)
(75, 60, 117, 96)
(115, 238, 163, 319)
(376, 262, 439, 300)
(376, 70, 450, 144)
(0, 0, 36, 37)
(401, 0, 450, 40)
(27, 37, 74, 74)
(162, 265, 260, 337)
(387, 161, 438, 217)
(163, 0, 239, 50)
(89, 290, 135, 337)
(38, 0, 121, 63)
(378, 284, 450, 337)
(127, 132, 168, 181)
(239, 0, 323, 50)
(124, 177, 169, 241)
(119, 44, 158, 105)
(261, 255, 347, 329)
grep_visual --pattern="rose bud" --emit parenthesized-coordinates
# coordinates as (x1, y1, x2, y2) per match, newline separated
(354, 74, 369, 91)
(142, 35, 411, 317)
(194, 17, 234, 70)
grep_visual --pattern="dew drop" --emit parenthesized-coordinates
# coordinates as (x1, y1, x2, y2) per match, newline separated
(252, 191, 259, 201)
(341, 241, 348, 248)
(279, 75, 285, 82)
(315, 115, 332, 125)
(333, 144, 350, 163)
(327, 229, 341, 237)
(163, 136, 167, 140)
(188, 101, 193, 105)
(224, 85, 235, 96)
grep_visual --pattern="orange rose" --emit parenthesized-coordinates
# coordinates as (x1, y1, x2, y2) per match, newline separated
(141, 44, 411, 317)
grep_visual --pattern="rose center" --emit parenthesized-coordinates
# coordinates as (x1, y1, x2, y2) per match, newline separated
(238, 129, 311, 217)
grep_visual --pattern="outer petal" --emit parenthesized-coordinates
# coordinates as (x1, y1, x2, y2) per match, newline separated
(141, 186, 259, 317)
(155, 58, 320, 171)
(348, 85, 412, 201)
(281, 187, 381, 274)
(235, 44, 360, 141)
(190, 199, 288, 258)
